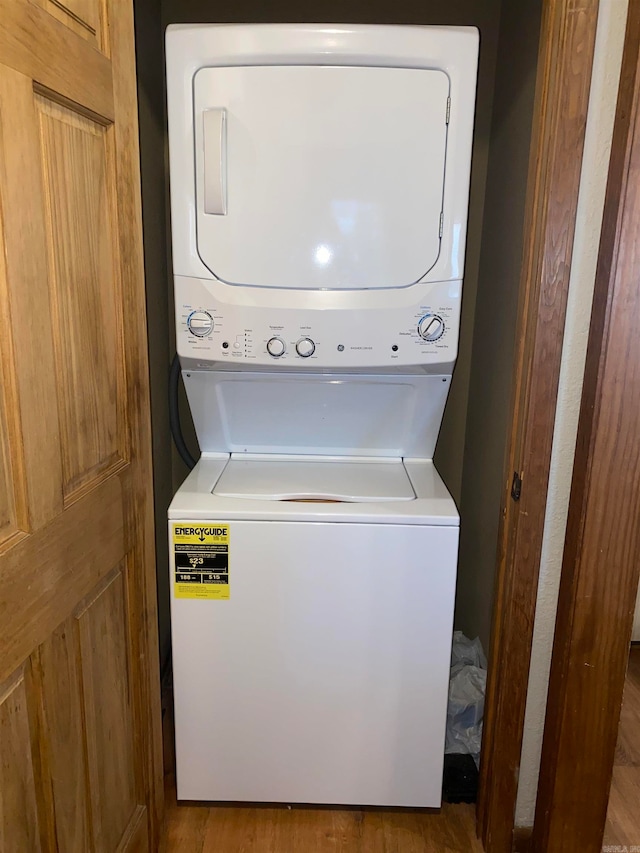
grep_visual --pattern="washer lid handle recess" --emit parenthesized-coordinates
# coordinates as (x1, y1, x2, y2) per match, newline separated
(212, 458, 416, 502)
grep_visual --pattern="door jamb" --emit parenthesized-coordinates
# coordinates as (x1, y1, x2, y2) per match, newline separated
(477, 1, 601, 850)
(532, 4, 640, 849)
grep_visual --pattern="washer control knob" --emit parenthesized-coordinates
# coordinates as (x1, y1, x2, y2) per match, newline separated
(266, 336, 286, 358)
(296, 337, 316, 358)
(417, 314, 445, 342)
(187, 310, 214, 337)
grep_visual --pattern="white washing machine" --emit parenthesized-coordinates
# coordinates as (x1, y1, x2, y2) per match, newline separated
(166, 23, 478, 807)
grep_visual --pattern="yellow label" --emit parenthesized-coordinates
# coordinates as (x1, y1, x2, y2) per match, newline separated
(172, 523, 230, 600)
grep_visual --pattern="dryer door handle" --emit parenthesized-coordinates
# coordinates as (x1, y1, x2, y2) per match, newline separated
(203, 108, 227, 215)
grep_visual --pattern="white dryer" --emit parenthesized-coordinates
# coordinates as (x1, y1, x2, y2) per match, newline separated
(166, 23, 478, 808)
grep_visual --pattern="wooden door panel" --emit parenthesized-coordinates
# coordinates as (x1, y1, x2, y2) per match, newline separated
(0, 231, 13, 539)
(30, 619, 91, 852)
(119, 805, 150, 853)
(0, 0, 162, 847)
(37, 93, 127, 501)
(0, 231, 22, 547)
(0, 670, 41, 853)
(0, 67, 63, 529)
(0, 399, 15, 539)
(36, 0, 105, 50)
(23, 567, 146, 853)
(0, 380, 18, 544)
(0, 475, 124, 683)
(0, 0, 114, 121)
(78, 569, 138, 852)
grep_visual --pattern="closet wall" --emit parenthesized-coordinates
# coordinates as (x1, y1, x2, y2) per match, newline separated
(134, 0, 172, 668)
(135, 2, 630, 825)
(160, 1, 501, 509)
(135, 0, 543, 668)
(141, 0, 503, 664)
(456, 0, 542, 647)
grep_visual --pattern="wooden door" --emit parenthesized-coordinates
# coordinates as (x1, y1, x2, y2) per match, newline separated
(0, 1, 163, 851)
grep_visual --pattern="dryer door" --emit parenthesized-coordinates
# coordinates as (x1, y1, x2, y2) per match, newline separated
(193, 65, 449, 290)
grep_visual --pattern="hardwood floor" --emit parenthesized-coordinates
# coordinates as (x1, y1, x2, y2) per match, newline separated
(161, 695, 483, 853)
(603, 645, 640, 848)
(162, 647, 640, 851)
(161, 584, 486, 852)
(163, 774, 483, 853)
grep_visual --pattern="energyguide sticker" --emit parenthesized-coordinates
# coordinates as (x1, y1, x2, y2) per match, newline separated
(172, 523, 229, 600)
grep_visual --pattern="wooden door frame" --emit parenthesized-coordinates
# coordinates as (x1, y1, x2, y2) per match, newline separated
(477, 1, 602, 850)
(531, 3, 640, 850)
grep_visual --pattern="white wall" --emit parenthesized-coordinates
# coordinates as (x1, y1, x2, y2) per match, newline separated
(514, 0, 629, 825)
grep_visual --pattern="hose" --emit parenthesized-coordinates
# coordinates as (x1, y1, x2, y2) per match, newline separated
(169, 354, 197, 470)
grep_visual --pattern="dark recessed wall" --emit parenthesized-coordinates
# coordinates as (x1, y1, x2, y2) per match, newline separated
(135, 0, 540, 668)
(134, 0, 172, 670)
(160, 0, 503, 512)
(456, 0, 542, 648)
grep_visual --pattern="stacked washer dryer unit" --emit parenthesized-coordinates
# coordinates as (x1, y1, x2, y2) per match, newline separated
(166, 24, 478, 808)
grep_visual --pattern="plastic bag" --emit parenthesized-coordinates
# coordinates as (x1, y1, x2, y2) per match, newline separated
(451, 630, 487, 671)
(445, 632, 487, 767)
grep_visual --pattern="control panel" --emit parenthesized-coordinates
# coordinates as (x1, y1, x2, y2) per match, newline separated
(175, 276, 461, 371)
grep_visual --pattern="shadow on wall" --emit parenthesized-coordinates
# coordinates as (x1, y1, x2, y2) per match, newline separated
(456, 0, 542, 648)
(138, 0, 510, 670)
(134, 0, 173, 671)
(160, 0, 503, 508)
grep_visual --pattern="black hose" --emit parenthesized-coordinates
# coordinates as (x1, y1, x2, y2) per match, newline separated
(169, 354, 197, 470)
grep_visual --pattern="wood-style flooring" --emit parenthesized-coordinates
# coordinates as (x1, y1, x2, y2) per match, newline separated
(162, 699, 483, 853)
(164, 779, 483, 853)
(603, 645, 640, 848)
(163, 646, 640, 850)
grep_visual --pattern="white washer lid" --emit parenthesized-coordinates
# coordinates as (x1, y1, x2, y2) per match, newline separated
(212, 456, 415, 502)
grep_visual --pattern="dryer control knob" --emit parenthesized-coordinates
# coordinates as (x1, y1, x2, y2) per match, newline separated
(417, 314, 445, 342)
(266, 336, 286, 357)
(296, 337, 316, 358)
(187, 310, 214, 337)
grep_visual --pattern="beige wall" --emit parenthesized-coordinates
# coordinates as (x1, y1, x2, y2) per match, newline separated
(454, 0, 542, 649)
